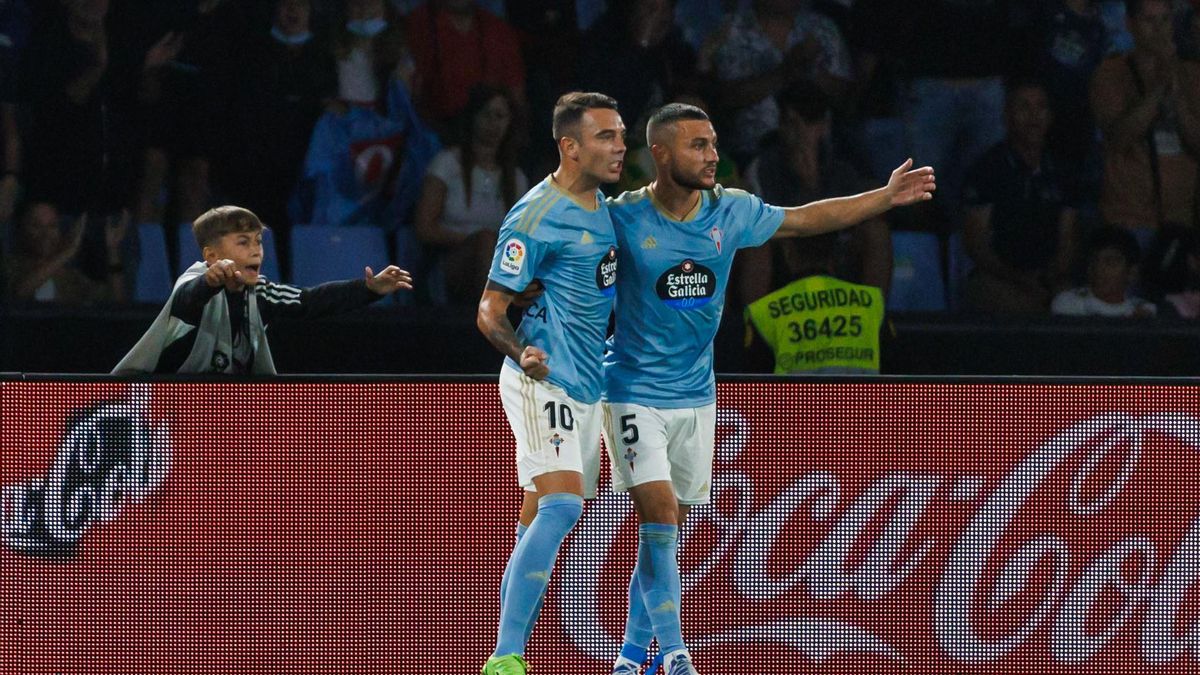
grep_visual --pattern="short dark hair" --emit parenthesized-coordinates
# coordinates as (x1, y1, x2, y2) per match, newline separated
(193, 205, 265, 248)
(645, 102, 709, 145)
(776, 80, 831, 124)
(1088, 226, 1142, 267)
(551, 92, 618, 141)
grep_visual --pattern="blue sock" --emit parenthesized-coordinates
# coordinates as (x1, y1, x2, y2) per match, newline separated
(499, 523, 544, 644)
(493, 493, 583, 657)
(620, 558, 653, 664)
(498, 523, 528, 614)
(636, 523, 684, 656)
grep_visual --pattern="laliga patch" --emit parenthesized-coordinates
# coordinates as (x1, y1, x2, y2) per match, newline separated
(500, 239, 526, 275)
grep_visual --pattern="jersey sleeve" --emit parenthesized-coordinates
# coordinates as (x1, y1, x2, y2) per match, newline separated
(731, 189, 786, 249)
(487, 198, 556, 293)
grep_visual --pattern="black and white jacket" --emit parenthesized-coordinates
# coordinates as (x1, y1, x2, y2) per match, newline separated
(113, 262, 384, 374)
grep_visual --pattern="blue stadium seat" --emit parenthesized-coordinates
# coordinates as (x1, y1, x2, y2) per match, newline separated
(176, 221, 280, 282)
(290, 225, 388, 288)
(133, 222, 173, 303)
(888, 231, 947, 312)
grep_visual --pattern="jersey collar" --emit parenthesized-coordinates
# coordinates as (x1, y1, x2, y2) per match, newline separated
(547, 174, 600, 211)
(648, 186, 703, 223)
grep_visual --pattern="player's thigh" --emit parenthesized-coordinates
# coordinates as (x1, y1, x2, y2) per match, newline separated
(499, 367, 600, 498)
(603, 402, 672, 493)
(665, 403, 717, 505)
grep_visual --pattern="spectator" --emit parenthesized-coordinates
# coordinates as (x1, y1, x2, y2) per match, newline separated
(334, 0, 412, 105)
(962, 78, 1081, 315)
(406, 0, 525, 129)
(576, 0, 698, 136)
(290, 0, 440, 230)
(414, 85, 527, 304)
(506, 0, 580, 177)
(130, 0, 244, 228)
(224, 0, 337, 280)
(743, 230, 886, 374)
(1091, 0, 1200, 239)
(4, 201, 127, 305)
(699, 0, 854, 163)
(1026, 1, 1108, 188)
(899, 0, 1016, 220)
(20, 0, 123, 216)
(0, 0, 30, 231)
(737, 80, 890, 306)
(1052, 226, 1156, 316)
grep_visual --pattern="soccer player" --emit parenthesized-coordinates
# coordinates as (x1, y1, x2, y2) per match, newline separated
(602, 103, 935, 675)
(475, 92, 626, 675)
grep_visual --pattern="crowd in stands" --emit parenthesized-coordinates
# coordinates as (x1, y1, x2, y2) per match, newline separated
(3, 0, 1200, 328)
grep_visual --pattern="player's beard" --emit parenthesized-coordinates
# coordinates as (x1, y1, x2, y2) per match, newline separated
(670, 163, 716, 191)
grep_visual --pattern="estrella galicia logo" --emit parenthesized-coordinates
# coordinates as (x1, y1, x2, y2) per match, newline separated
(656, 259, 716, 310)
(595, 246, 618, 297)
(1, 387, 171, 560)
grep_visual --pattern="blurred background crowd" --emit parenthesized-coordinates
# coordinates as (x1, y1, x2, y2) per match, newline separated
(3, 0, 1200, 372)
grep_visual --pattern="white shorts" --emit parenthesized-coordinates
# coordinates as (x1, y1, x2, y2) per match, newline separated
(499, 365, 602, 499)
(602, 401, 716, 505)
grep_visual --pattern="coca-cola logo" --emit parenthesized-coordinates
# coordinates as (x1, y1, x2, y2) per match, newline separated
(561, 411, 1200, 667)
(1, 387, 171, 560)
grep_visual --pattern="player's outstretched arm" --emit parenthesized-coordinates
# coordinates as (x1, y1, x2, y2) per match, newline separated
(364, 265, 413, 295)
(477, 280, 550, 380)
(773, 158, 936, 239)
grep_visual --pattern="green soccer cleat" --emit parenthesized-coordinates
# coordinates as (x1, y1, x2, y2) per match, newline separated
(481, 654, 529, 675)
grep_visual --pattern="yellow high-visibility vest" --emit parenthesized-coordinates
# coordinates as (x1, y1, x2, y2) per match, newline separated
(745, 275, 884, 374)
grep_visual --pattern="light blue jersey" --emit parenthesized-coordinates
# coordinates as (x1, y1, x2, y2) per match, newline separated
(604, 185, 785, 408)
(488, 176, 619, 404)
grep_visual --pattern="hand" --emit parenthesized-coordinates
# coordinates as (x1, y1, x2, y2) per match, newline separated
(364, 265, 414, 294)
(144, 32, 185, 70)
(205, 258, 245, 290)
(886, 158, 936, 207)
(519, 345, 550, 380)
(104, 210, 130, 257)
(511, 279, 544, 308)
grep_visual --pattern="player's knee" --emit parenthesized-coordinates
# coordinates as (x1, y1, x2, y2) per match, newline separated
(637, 502, 679, 526)
(536, 492, 583, 534)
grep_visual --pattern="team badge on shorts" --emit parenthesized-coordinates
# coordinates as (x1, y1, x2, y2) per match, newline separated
(210, 351, 229, 371)
(500, 239, 526, 274)
(549, 433, 564, 456)
(624, 447, 637, 471)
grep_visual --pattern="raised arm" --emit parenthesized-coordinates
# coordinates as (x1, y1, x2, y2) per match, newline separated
(477, 280, 549, 379)
(772, 159, 935, 239)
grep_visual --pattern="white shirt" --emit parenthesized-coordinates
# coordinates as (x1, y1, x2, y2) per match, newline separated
(1051, 287, 1157, 317)
(427, 147, 528, 237)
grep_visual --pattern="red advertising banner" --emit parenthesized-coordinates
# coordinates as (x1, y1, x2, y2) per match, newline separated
(3, 379, 1200, 674)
